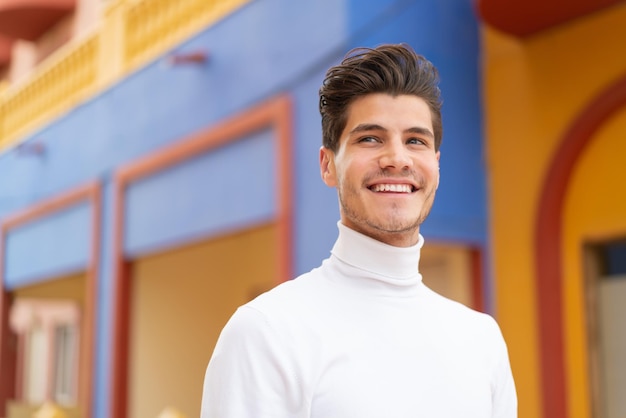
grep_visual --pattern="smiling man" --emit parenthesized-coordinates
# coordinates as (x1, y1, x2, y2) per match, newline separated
(201, 44, 517, 418)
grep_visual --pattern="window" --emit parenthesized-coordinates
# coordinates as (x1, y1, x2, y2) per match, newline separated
(420, 243, 480, 309)
(25, 325, 47, 404)
(9, 299, 81, 407)
(586, 240, 626, 418)
(53, 324, 78, 405)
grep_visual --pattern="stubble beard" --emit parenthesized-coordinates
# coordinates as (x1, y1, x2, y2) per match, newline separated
(337, 178, 436, 241)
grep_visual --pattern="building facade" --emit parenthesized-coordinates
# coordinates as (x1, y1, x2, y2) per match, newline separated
(480, 1, 626, 417)
(2, 0, 625, 418)
(0, 1, 486, 417)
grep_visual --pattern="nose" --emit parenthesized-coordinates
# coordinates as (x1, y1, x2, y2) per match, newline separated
(379, 140, 412, 171)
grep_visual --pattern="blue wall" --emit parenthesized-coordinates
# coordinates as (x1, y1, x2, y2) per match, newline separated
(0, 1, 484, 417)
(294, 0, 485, 276)
(124, 129, 276, 258)
(4, 201, 91, 288)
(347, 0, 486, 244)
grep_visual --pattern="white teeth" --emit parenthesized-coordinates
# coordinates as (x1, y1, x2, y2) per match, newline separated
(372, 184, 412, 193)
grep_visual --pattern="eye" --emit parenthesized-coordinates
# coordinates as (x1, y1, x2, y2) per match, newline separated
(358, 136, 380, 144)
(407, 137, 427, 146)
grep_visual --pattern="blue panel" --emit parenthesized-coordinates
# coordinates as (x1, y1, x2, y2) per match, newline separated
(291, 0, 485, 277)
(124, 129, 276, 256)
(292, 70, 342, 276)
(4, 201, 91, 288)
(345, 0, 486, 244)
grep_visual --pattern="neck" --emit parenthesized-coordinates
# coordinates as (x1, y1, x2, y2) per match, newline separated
(341, 221, 422, 248)
(331, 222, 423, 280)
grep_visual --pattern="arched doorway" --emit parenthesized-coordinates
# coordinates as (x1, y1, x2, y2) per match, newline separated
(562, 105, 626, 418)
(535, 74, 626, 418)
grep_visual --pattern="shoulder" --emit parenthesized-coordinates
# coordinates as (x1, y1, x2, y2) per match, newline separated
(211, 270, 329, 371)
(221, 269, 325, 336)
(421, 283, 506, 342)
(246, 269, 325, 315)
(420, 285, 513, 376)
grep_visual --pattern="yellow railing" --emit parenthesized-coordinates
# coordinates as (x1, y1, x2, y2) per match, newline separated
(0, 0, 250, 151)
(0, 34, 98, 144)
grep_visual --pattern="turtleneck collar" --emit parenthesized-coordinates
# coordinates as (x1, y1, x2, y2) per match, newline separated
(330, 222, 423, 282)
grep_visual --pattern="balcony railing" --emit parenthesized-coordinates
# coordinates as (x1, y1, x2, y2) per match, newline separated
(0, 0, 250, 151)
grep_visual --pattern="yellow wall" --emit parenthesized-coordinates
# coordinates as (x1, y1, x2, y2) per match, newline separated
(483, 3, 626, 417)
(13, 273, 86, 302)
(562, 106, 626, 418)
(128, 223, 278, 418)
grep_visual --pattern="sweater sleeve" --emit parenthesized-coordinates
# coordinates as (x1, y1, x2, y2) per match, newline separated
(200, 305, 304, 418)
(490, 321, 518, 418)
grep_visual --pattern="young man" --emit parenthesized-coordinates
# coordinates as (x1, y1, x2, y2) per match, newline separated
(201, 44, 517, 417)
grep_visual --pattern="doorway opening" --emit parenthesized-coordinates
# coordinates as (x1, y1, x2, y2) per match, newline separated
(585, 239, 626, 418)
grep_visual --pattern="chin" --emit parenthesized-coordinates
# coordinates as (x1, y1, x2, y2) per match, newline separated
(370, 219, 421, 234)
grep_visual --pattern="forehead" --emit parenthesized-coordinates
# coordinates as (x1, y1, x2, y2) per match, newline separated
(343, 93, 434, 133)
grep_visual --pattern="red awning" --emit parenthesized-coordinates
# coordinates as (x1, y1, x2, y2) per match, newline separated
(476, 0, 623, 37)
(0, 0, 75, 41)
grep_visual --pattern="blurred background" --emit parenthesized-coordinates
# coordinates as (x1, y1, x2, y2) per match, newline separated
(0, 0, 625, 417)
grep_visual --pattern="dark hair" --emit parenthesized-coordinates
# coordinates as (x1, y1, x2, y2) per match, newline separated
(319, 43, 443, 152)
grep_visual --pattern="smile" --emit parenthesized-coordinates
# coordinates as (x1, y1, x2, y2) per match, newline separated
(369, 184, 415, 193)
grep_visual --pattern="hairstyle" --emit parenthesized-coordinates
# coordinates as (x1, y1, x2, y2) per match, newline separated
(319, 43, 443, 152)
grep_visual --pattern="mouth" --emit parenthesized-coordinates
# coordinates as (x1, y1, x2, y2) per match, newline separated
(368, 183, 416, 193)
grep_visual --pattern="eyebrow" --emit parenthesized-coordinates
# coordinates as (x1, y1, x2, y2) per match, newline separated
(349, 123, 434, 139)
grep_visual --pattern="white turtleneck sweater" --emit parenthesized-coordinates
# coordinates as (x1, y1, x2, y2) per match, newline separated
(201, 223, 517, 417)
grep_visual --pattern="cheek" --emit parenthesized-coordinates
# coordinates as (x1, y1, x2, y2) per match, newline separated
(334, 168, 347, 190)
(337, 162, 362, 189)
(336, 153, 376, 190)
(422, 159, 440, 189)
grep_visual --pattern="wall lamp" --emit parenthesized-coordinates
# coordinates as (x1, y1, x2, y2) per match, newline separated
(16, 141, 46, 157)
(164, 50, 209, 67)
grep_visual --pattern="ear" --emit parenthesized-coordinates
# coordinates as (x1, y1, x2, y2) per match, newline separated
(319, 146, 337, 187)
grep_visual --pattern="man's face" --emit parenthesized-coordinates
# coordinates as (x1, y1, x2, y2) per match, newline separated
(320, 93, 440, 247)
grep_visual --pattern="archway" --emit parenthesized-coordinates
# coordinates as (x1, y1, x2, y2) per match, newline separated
(535, 74, 626, 418)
